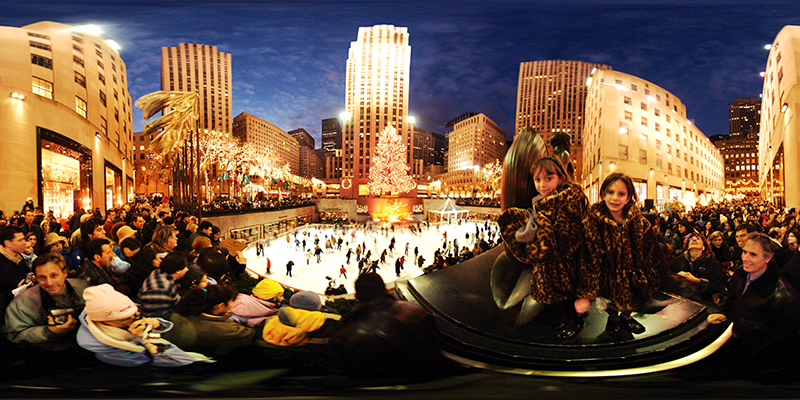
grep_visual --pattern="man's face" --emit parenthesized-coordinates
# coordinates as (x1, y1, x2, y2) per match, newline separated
(35, 262, 68, 295)
(735, 229, 749, 248)
(203, 227, 212, 236)
(94, 244, 114, 267)
(5, 232, 27, 254)
(133, 216, 145, 230)
(106, 211, 115, 221)
(90, 225, 106, 240)
(25, 211, 34, 225)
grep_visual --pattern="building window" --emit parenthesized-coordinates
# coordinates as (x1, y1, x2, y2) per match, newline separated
(29, 41, 51, 51)
(655, 139, 661, 150)
(654, 108, 660, 117)
(624, 111, 633, 121)
(99, 90, 106, 107)
(73, 44, 83, 53)
(641, 102, 648, 111)
(619, 145, 629, 160)
(655, 122, 661, 132)
(28, 32, 50, 40)
(32, 77, 53, 99)
(75, 97, 87, 118)
(639, 149, 647, 164)
(74, 71, 86, 88)
(615, 79, 623, 85)
(631, 83, 638, 92)
(99, 73, 105, 85)
(624, 96, 631, 105)
(641, 116, 648, 126)
(100, 116, 107, 135)
(31, 54, 52, 69)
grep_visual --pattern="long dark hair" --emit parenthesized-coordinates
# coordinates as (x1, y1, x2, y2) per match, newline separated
(600, 172, 638, 212)
(173, 284, 238, 316)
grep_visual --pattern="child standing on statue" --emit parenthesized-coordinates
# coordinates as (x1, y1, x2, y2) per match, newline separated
(497, 157, 591, 339)
(583, 172, 668, 336)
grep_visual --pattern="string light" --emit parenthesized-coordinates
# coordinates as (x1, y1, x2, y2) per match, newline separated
(368, 124, 416, 195)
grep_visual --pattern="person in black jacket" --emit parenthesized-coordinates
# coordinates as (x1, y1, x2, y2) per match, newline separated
(669, 232, 724, 304)
(708, 232, 800, 366)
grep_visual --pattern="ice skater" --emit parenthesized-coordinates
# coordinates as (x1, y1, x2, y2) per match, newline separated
(286, 260, 294, 277)
(339, 264, 347, 279)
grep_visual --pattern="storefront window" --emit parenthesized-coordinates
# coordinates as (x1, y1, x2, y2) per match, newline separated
(126, 176, 134, 203)
(105, 162, 122, 210)
(39, 128, 92, 219)
(633, 181, 647, 205)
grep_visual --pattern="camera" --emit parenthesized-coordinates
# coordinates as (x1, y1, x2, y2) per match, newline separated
(48, 308, 75, 325)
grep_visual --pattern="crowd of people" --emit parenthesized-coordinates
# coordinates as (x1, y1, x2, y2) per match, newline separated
(2, 177, 799, 379)
(202, 196, 315, 215)
(0, 198, 459, 379)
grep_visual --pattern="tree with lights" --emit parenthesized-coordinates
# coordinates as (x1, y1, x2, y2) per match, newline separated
(368, 124, 416, 196)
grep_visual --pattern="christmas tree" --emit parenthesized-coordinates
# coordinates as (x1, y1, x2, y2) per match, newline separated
(368, 124, 416, 196)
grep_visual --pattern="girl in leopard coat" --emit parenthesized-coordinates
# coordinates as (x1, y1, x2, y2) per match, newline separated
(584, 172, 668, 336)
(498, 158, 591, 339)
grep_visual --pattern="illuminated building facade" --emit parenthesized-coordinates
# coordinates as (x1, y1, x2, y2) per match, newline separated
(759, 25, 800, 208)
(342, 25, 413, 197)
(0, 21, 133, 216)
(708, 97, 761, 197)
(232, 112, 299, 174)
(448, 113, 507, 172)
(583, 69, 724, 210)
(161, 43, 232, 133)
(516, 60, 611, 180)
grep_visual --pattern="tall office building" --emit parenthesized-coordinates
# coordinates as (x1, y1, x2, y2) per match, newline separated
(412, 127, 435, 170)
(161, 43, 232, 133)
(432, 132, 446, 167)
(0, 21, 133, 215)
(232, 112, 299, 174)
(729, 97, 761, 138)
(289, 128, 317, 179)
(321, 117, 342, 154)
(342, 25, 413, 196)
(759, 25, 800, 207)
(516, 60, 611, 180)
(582, 69, 724, 209)
(448, 113, 507, 172)
(708, 97, 760, 197)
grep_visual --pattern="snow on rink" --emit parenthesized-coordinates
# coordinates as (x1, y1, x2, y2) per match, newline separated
(240, 221, 492, 295)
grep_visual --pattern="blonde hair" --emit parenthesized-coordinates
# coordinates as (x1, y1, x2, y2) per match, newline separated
(191, 236, 212, 258)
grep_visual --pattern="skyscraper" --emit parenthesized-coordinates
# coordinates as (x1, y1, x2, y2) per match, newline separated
(709, 97, 760, 196)
(289, 128, 317, 179)
(729, 97, 761, 138)
(232, 112, 299, 174)
(515, 60, 611, 179)
(161, 43, 232, 133)
(448, 113, 507, 172)
(321, 117, 342, 154)
(342, 25, 412, 196)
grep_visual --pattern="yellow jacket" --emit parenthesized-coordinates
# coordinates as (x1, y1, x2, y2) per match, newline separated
(261, 307, 328, 346)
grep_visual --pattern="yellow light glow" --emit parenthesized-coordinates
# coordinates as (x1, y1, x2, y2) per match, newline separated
(106, 40, 121, 51)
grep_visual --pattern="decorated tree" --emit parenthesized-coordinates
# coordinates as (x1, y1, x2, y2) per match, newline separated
(368, 124, 416, 196)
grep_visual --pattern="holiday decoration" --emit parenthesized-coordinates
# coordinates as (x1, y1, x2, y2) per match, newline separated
(368, 124, 416, 196)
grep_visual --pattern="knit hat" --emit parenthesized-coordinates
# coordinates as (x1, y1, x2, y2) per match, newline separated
(289, 290, 322, 311)
(44, 232, 67, 247)
(83, 284, 139, 321)
(116, 226, 137, 243)
(252, 278, 284, 300)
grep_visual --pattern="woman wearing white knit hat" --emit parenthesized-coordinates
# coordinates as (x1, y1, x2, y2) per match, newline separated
(76, 283, 212, 367)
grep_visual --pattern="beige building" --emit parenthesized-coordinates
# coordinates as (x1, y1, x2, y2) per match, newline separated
(582, 69, 724, 210)
(132, 132, 171, 197)
(448, 113, 507, 172)
(759, 25, 800, 208)
(232, 112, 299, 174)
(341, 25, 413, 197)
(161, 43, 232, 133)
(0, 21, 133, 217)
(516, 60, 611, 180)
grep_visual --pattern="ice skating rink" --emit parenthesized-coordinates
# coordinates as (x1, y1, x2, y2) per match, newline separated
(241, 221, 491, 294)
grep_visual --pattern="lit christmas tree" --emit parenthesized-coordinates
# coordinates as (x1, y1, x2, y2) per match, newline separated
(368, 124, 416, 196)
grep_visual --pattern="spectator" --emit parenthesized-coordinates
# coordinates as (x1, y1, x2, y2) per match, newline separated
(668, 232, 724, 304)
(323, 273, 454, 378)
(260, 290, 340, 347)
(708, 231, 733, 272)
(196, 248, 232, 285)
(708, 232, 800, 366)
(137, 251, 189, 317)
(77, 283, 205, 367)
(165, 285, 255, 357)
(148, 225, 178, 255)
(190, 236, 213, 260)
(20, 210, 43, 255)
(75, 238, 126, 293)
(229, 278, 281, 328)
(4, 253, 88, 349)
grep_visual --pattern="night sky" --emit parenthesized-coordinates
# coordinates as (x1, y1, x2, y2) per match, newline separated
(3, 1, 797, 145)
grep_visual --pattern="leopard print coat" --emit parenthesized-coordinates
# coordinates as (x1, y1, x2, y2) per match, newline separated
(583, 202, 668, 312)
(498, 180, 591, 304)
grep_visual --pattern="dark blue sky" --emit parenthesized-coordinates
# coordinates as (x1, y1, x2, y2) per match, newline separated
(3, 1, 796, 144)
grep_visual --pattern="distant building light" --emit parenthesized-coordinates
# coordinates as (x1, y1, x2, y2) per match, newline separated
(647, 95, 656, 102)
(96, 132, 103, 140)
(781, 103, 789, 113)
(10, 92, 25, 100)
(764, 44, 772, 50)
(760, 71, 766, 78)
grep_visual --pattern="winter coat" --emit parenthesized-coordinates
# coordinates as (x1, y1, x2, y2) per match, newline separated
(164, 312, 256, 356)
(498, 180, 590, 304)
(76, 311, 199, 367)
(584, 202, 668, 312)
(4, 279, 88, 348)
(668, 251, 724, 303)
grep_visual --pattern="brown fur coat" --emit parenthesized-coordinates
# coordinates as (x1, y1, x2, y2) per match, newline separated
(584, 202, 668, 312)
(498, 180, 590, 304)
